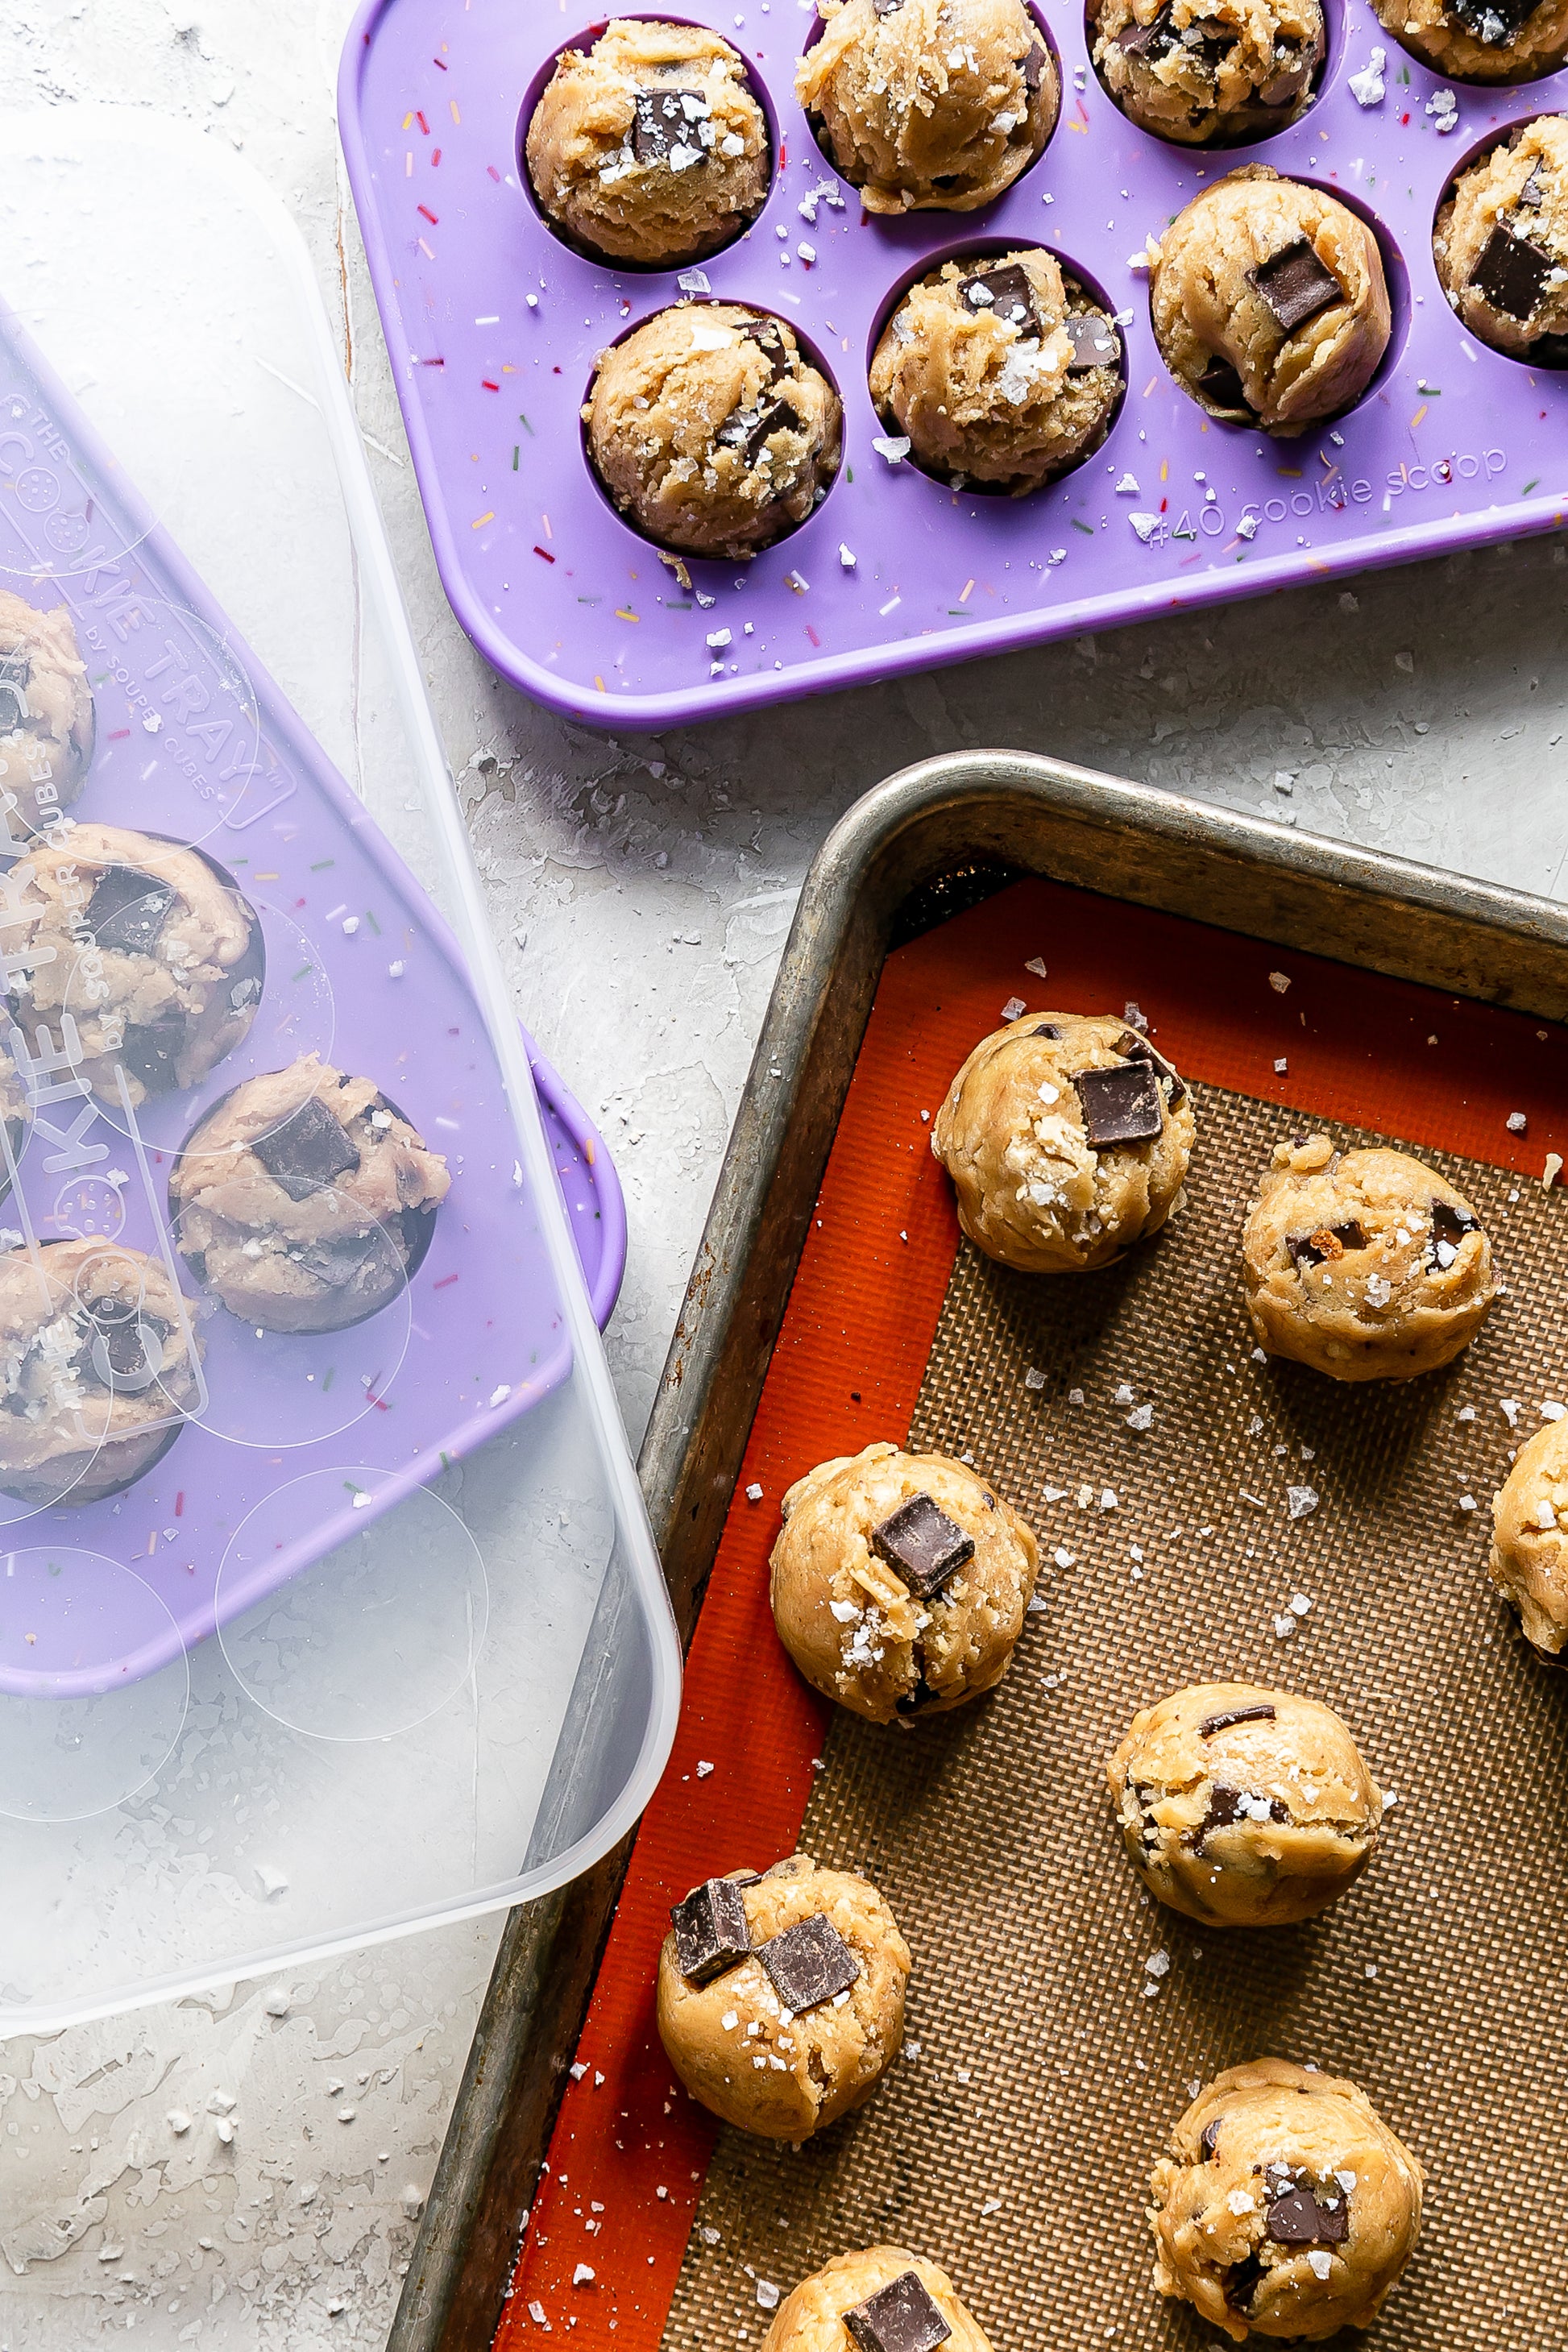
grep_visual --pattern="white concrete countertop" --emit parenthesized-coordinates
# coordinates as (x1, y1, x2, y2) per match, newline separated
(0, 2, 1564, 2346)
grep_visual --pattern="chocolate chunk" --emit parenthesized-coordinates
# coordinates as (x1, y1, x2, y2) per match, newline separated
(1471, 223, 1551, 319)
(1518, 165, 1545, 207)
(1201, 2120, 1222, 2162)
(670, 1877, 750, 1986)
(1286, 1220, 1367, 1270)
(1115, 1032, 1188, 1107)
(873, 0, 906, 13)
(1194, 1784, 1288, 1846)
(88, 865, 178, 957)
(632, 88, 707, 165)
(1451, 0, 1537, 39)
(1248, 239, 1342, 334)
(1031, 1023, 1062, 1039)
(0, 654, 31, 732)
(716, 396, 796, 468)
(1267, 2185, 1349, 2245)
(1073, 1062, 1163, 1147)
(1118, 6, 1177, 57)
(1430, 1197, 1479, 1268)
(1022, 42, 1046, 89)
(1199, 1703, 1277, 1738)
(870, 1491, 975, 1601)
(1532, 330, 1568, 367)
(961, 264, 1043, 338)
(755, 1911, 861, 2014)
(844, 2271, 952, 2352)
(251, 1095, 361, 1202)
(1225, 2253, 1267, 2312)
(1197, 355, 1251, 410)
(741, 320, 791, 384)
(83, 1312, 170, 1389)
(115, 1015, 187, 1094)
(1064, 314, 1120, 371)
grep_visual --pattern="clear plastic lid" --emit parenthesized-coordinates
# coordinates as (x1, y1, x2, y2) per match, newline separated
(0, 107, 680, 2032)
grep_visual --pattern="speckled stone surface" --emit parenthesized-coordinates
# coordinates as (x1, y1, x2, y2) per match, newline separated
(0, 2, 1564, 2346)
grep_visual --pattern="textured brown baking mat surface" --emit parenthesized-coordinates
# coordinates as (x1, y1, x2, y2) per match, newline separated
(662, 1087, 1566, 2351)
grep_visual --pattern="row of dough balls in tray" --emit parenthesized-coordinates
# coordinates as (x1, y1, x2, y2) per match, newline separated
(527, 3, 1568, 271)
(583, 126, 1568, 558)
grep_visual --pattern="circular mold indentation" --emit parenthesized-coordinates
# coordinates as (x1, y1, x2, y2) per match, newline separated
(0, 1549, 190, 1819)
(798, 0, 1062, 209)
(1147, 173, 1412, 434)
(1430, 115, 1568, 367)
(216, 1468, 489, 1742)
(1372, 0, 1568, 87)
(517, 15, 777, 272)
(865, 240, 1130, 495)
(1083, 0, 1330, 148)
(579, 298, 844, 558)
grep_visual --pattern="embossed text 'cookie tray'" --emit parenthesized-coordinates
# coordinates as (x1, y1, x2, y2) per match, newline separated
(339, 0, 1568, 730)
(0, 307, 615, 1701)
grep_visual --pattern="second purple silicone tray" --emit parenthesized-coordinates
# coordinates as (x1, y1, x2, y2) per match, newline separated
(0, 308, 624, 1700)
(339, 0, 1568, 729)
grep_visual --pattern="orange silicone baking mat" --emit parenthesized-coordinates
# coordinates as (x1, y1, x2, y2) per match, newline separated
(499, 876, 1568, 2350)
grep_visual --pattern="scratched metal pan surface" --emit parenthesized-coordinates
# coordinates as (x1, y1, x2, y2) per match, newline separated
(383, 753, 1568, 2352)
(339, 0, 1568, 730)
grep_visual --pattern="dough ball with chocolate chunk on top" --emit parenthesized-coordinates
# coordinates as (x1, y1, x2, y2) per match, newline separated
(761, 2245, 995, 2350)
(796, 0, 1058, 216)
(1091, 0, 1325, 146)
(1371, 0, 1568, 80)
(1150, 2060, 1424, 2343)
(586, 303, 841, 560)
(1489, 1415, 1568, 1661)
(1242, 1134, 1496, 1380)
(525, 19, 769, 267)
(0, 590, 95, 835)
(169, 1054, 451, 1334)
(869, 248, 1122, 493)
(1107, 1682, 1383, 1926)
(6, 823, 262, 1110)
(656, 1855, 911, 2140)
(1150, 166, 1390, 435)
(1434, 117, 1568, 363)
(932, 1007, 1195, 1274)
(769, 1441, 1039, 1724)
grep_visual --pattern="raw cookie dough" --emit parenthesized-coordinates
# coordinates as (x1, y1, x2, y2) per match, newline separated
(656, 1854, 911, 2138)
(1242, 1133, 1496, 1380)
(6, 823, 262, 1109)
(797, 0, 1058, 215)
(586, 304, 842, 558)
(1149, 165, 1391, 435)
(1092, 0, 1324, 143)
(762, 2246, 994, 2352)
(932, 1009, 1195, 1274)
(869, 249, 1122, 492)
(0, 591, 94, 836)
(1489, 1415, 1568, 1659)
(1107, 1682, 1383, 1926)
(1371, 0, 1568, 79)
(0, 1032, 26, 1197)
(0, 1238, 201, 1506)
(770, 1442, 1039, 1724)
(1433, 117, 1568, 363)
(169, 1055, 450, 1335)
(1150, 2060, 1424, 2342)
(525, 19, 769, 267)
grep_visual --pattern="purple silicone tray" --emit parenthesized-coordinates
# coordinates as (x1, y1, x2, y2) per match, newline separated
(338, 0, 1568, 730)
(0, 305, 624, 1701)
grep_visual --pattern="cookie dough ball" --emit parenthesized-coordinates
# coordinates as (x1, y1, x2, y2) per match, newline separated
(656, 1854, 910, 2138)
(1150, 2060, 1424, 2342)
(770, 1442, 1039, 1724)
(1150, 165, 1391, 435)
(1242, 1133, 1496, 1380)
(797, 0, 1058, 216)
(1107, 1682, 1383, 1927)
(0, 1239, 202, 1506)
(525, 20, 769, 268)
(869, 250, 1122, 492)
(932, 1010, 1194, 1274)
(1093, 0, 1323, 143)
(1434, 118, 1568, 364)
(0, 592, 94, 835)
(169, 1056, 450, 1335)
(587, 305, 841, 560)
(1489, 1416, 1568, 1659)
(763, 2246, 993, 2350)
(1372, 0, 1568, 78)
(6, 824, 261, 1108)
